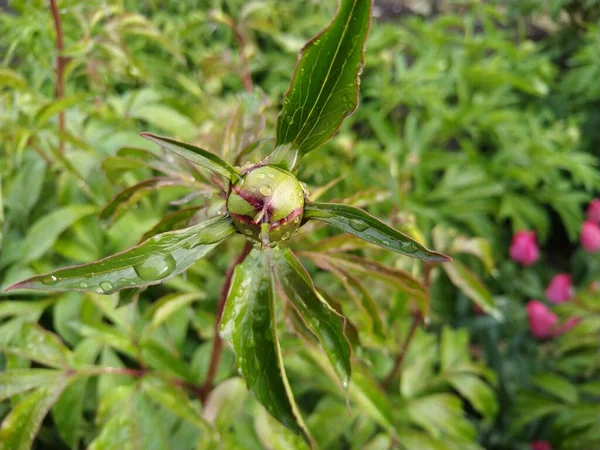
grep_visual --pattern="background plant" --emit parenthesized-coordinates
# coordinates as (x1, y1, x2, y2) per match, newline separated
(1, 1, 599, 449)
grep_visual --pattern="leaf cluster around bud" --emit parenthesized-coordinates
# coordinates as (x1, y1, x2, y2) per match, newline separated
(6, 0, 450, 445)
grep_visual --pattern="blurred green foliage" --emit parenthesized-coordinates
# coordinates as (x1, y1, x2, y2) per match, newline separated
(1, 0, 599, 449)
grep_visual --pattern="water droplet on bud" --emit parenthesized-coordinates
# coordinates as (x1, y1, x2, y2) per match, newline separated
(259, 186, 272, 196)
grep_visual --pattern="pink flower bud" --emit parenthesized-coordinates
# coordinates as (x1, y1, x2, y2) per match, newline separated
(510, 231, 539, 266)
(527, 301, 558, 339)
(545, 274, 573, 304)
(531, 441, 551, 450)
(559, 317, 580, 334)
(580, 221, 600, 253)
(586, 199, 600, 224)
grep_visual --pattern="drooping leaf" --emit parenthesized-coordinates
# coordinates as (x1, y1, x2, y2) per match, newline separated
(443, 261, 502, 320)
(304, 202, 450, 262)
(220, 250, 312, 444)
(0, 369, 65, 401)
(273, 0, 372, 169)
(0, 382, 70, 450)
(7, 215, 236, 294)
(140, 133, 241, 183)
(407, 394, 476, 441)
(274, 247, 351, 387)
(447, 374, 498, 420)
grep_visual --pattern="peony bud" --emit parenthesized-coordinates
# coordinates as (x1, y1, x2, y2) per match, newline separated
(545, 274, 573, 304)
(580, 220, 600, 252)
(227, 165, 304, 247)
(526, 301, 558, 339)
(559, 317, 580, 334)
(510, 231, 539, 266)
(531, 441, 551, 450)
(586, 199, 600, 224)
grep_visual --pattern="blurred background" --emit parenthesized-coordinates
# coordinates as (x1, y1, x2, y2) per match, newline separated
(1, 1, 599, 449)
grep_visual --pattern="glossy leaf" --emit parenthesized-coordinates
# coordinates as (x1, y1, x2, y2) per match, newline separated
(139, 206, 201, 241)
(0, 382, 70, 450)
(443, 261, 502, 320)
(304, 202, 451, 262)
(140, 132, 241, 182)
(274, 247, 351, 387)
(7, 215, 235, 294)
(220, 250, 312, 444)
(273, 0, 372, 169)
(0, 369, 64, 401)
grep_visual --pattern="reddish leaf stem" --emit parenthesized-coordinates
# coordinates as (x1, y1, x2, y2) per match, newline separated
(198, 242, 252, 402)
(382, 312, 422, 388)
(49, 0, 66, 153)
(232, 26, 253, 92)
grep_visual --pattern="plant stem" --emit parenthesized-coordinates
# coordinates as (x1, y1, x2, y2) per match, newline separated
(49, 0, 66, 153)
(382, 312, 421, 388)
(198, 242, 252, 402)
(232, 26, 253, 92)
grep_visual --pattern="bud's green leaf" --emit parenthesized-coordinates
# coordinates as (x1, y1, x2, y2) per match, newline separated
(220, 250, 312, 444)
(304, 202, 451, 262)
(140, 132, 242, 183)
(7, 216, 235, 294)
(274, 247, 352, 387)
(273, 0, 372, 169)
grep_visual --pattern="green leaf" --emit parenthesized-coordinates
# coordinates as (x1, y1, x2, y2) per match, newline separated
(139, 206, 201, 241)
(274, 247, 352, 387)
(440, 326, 470, 372)
(255, 406, 310, 450)
(203, 378, 248, 432)
(304, 202, 450, 262)
(350, 366, 396, 436)
(0, 68, 28, 90)
(52, 377, 88, 449)
(7, 215, 235, 294)
(140, 133, 241, 182)
(273, 0, 372, 168)
(407, 394, 476, 441)
(21, 205, 97, 263)
(1, 323, 73, 368)
(443, 261, 502, 320)
(0, 382, 70, 450)
(447, 374, 498, 420)
(0, 369, 64, 401)
(220, 250, 312, 444)
(531, 373, 579, 404)
(141, 376, 211, 431)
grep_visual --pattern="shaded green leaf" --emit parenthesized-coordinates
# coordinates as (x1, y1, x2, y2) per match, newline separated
(0, 369, 64, 401)
(407, 394, 476, 441)
(8, 216, 235, 294)
(447, 374, 498, 420)
(220, 250, 312, 444)
(21, 205, 96, 263)
(304, 202, 450, 262)
(274, 247, 351, 387)
(0, 382, 70, 450)
(531, 373, 579, 404)
(140, 133, 241, 182)
(203, 377, 247, 432)
(1, 323, 73, 368)
(443, 261, 502, 320)
(52, 377, 88, 449)
(273, 0, 372, 168)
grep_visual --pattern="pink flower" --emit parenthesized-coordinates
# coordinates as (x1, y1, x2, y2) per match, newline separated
(580, 221, 600, 252)
(527, 301, 558, 339)
(545, 274, 573, 304)
(510, 231, 539, 266)
(586, 199, 600, 224)
(531, 441, 551, 450)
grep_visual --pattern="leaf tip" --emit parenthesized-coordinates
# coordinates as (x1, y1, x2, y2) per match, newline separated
(4, 279, 31, 292)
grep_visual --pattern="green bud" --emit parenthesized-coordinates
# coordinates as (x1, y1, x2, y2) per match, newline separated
(226, 165, 304, 247)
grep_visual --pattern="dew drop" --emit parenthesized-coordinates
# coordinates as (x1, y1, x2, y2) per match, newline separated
(250, 187, 257, 193)
(382, 240, 390, 246)
(257, 173, 266, 179)
(79, 281, 88, 289)
(349, 219, 369, 232)
(134, 252, 176, 281)
(41, 275, 58, 285)
(268, 173, 275, 179)
(286, 116, 294, 125)
(244, 229, 253, 235)
(99, 281, 114, 293)
(259, 186, 272, 196)
(282, 232, 291, 241)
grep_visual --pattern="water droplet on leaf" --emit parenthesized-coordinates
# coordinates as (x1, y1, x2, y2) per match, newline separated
(99, 281, 114, 293)
(134, 252, 176, 281)
(286, 116, 294, 125)
(41, 275, 58, 285)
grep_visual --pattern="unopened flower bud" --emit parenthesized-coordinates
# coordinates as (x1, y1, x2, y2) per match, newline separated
(227, 165, 304, 247)
(545, 273, 573, 304)
(510, 231, 539, 266)
(581, 220, 600, 253)
(526, 300, 557, 339)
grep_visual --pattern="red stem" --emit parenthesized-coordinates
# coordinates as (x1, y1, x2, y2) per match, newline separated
(382, 312, 422, 388)
(49, 0, 66, 153)
(232, 26, 253, 92)
(198, 242, 252, 402)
